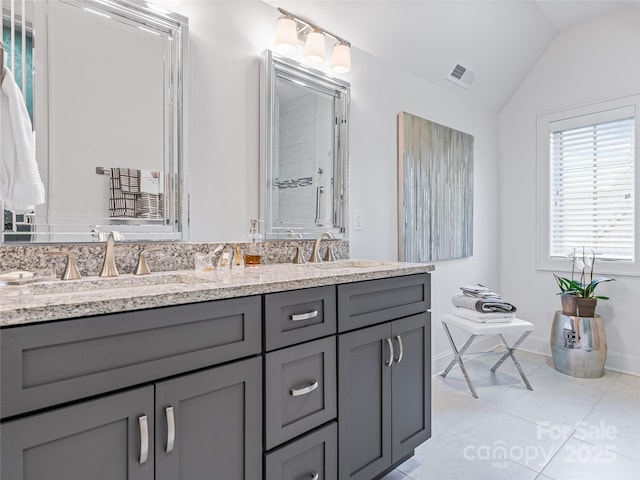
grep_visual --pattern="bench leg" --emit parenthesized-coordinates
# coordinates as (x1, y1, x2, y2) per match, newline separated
(490, 331, 533, 391)
(440, 323, 479, 398)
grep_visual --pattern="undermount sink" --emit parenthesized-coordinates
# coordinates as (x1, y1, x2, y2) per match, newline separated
(307, 260, 398, 270)
(28, 272, 212, 295)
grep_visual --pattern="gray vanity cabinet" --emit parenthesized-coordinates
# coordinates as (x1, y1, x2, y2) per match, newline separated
(1, 271, 432, 480)
(0, 357, 262, 480)
(338, 313, 431, 480)
(1, 297, 262, 480)
(337, 273, 431, 480)
(155, 356, 262, 480)
(0, 386, 155, 480)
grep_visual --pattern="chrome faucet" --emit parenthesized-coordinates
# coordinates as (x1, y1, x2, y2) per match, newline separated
(99, 231, 123, 277)
(310, 231, 335, 263)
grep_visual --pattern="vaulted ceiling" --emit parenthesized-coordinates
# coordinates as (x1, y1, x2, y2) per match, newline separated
(265, 1, 638, 111)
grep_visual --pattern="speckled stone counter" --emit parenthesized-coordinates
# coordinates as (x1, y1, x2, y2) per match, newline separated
(0, 261, 434, 327)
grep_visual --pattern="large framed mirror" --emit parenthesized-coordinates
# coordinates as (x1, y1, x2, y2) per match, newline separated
(1, 0, 188, 243)
(260, 50, 349, 239)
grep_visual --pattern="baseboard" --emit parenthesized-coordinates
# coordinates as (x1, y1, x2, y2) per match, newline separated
(520, 334, 551, 357)
(518, 334, 639, 377)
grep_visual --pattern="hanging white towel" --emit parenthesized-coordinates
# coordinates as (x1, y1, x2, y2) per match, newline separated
(0, 67, 45, 210)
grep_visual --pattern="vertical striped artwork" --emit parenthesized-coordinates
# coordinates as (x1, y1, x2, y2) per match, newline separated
(398, 112, 474, 262)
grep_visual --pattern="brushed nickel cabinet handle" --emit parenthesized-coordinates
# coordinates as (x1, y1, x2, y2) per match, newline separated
(385, 338, 394, 367)
(138, 415, 149, 464)
(165, 406, 175, 453)
(291, 310, 319, 322)
(290, 380, 319, 397)
(394, 335, 404, 363)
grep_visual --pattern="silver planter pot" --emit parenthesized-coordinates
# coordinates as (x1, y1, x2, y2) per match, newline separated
(550, 311, 607, 378)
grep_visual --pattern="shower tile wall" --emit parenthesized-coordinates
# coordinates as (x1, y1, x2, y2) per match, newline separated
(277, 94, 318, 225)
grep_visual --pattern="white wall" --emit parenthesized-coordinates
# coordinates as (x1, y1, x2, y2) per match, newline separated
(498, 6, 640, 375)
(176, 0, 500, 363)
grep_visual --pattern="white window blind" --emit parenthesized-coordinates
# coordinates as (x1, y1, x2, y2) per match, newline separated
(549, 113, 635, 261)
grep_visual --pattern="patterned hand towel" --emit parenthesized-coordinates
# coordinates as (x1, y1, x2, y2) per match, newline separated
(108, 168, 137, 218)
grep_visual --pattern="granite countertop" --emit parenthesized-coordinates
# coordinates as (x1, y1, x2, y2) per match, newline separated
(0, 260, 434, 327)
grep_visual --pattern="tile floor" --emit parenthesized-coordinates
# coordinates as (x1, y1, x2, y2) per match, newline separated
(382, 351, 640, 480)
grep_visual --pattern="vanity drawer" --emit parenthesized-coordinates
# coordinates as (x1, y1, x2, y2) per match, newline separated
(264, 286, 336, 351)
(337, 273, 430, 332)
(264, 336, 337, 450)
(1, 296, 261, 419)
(265, 422, 337, 480)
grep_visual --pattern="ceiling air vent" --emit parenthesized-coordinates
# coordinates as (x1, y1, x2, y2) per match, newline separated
(446, 63, 475, 90)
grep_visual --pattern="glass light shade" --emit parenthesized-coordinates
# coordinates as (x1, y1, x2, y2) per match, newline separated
(330, 43, 351, 74)
(274, 16, 298, 53)
(303, 31, 326, 64)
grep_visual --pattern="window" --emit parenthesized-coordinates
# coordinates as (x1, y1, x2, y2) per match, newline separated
(537, 96, 639, 276)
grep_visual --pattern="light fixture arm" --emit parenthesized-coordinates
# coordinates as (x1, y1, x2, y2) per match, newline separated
(277, 7, 351, 47)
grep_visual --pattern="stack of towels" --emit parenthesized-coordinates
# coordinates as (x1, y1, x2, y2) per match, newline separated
(451, 284, 517, 323)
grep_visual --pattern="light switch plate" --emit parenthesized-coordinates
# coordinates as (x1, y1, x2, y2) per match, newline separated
(353, 209, 363, 231)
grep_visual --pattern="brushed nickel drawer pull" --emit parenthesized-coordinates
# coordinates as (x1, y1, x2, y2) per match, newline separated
(310, 473, 320, 480)
(291, 310, 319, 322)
(165, 406, 175, 453)
(138, 415, 149, 464)
(290, 380, 319, 397)
(394, 335, 404, 363)
(385, 338, 394, 367)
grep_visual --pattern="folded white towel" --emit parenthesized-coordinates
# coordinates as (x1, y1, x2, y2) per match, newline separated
(0, 67, 45, 209)
(139, 170, 163, 194)
(451, 307, 515, 323)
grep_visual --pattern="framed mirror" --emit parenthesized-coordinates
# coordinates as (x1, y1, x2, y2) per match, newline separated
(260, 50, 349, 239)
(1, 0, 188, 243)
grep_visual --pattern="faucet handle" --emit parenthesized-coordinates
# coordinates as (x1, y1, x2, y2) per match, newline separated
(287, 230, 307, 264)
(323, 244, 337, 262)
(46, 251, 82, 280)
(134, 248, 161, 276)
(293, 245, 307, 264)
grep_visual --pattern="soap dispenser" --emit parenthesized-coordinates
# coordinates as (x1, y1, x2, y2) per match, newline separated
(245, 219, 263, 266)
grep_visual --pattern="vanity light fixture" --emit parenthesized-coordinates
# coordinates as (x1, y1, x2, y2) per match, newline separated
(273, 7, 352, 74)
(274, 14, 298, 53)
(330, 42, 352, 74)
(303, 29, 326, 64)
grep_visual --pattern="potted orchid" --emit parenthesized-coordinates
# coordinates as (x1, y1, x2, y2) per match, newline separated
(553, 248, 615, 317)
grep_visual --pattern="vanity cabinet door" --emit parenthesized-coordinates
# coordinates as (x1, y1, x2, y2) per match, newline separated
(391, 312, 431, 463)
(338, 323, 392, 480)
(338, 313, 431, 480)
(154, 356, 262, 480)
(0, 386, 154, 480)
